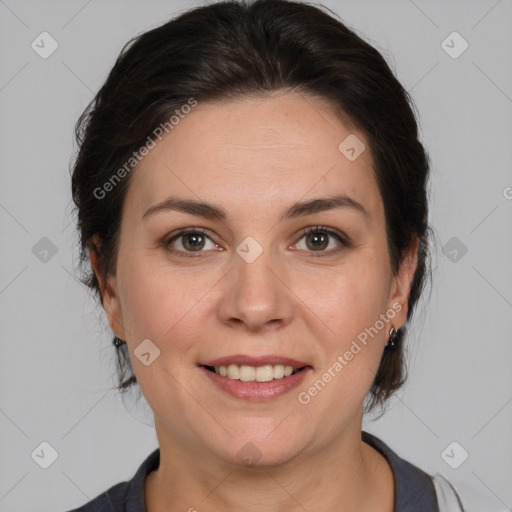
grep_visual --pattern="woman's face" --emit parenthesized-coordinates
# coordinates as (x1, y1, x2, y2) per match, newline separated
(95, 90, 417, 467)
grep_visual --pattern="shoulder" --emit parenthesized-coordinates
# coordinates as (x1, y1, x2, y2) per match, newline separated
(432, 473, 510, 512)
(62, 448, 160, 512)
(64, 481, 129, 512)
(363, 431, 441, 512)
(363, 432, 506, 512)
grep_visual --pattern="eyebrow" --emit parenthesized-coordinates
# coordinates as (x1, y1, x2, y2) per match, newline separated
(141, 194, 370, 224)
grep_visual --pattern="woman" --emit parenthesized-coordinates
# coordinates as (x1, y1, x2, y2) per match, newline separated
(67, 0, 469, 510)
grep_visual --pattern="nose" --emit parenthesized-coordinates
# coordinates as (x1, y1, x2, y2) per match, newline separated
(217, 246, 295, 333)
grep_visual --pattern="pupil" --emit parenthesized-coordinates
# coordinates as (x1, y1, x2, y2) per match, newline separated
(308, 233, 327, 250)
(185, 233, 204, 250)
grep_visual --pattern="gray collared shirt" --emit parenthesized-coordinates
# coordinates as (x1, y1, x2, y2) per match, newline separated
(65, 431, 444, 511)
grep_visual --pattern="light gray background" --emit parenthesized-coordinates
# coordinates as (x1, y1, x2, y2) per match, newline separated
(1, 0, 511, 511)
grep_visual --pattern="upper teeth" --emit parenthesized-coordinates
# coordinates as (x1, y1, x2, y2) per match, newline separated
(214, 364, 298, 382)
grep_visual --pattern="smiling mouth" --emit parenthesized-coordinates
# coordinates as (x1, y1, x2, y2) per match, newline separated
(202, 364, 306, 383)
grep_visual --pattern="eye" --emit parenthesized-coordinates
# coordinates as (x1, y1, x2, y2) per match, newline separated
(292, 226, 349, 257)
(164, 225, 349, 258)
(164, 228, 222, 257)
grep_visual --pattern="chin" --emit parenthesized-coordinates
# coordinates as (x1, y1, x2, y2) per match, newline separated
(204, 426, 309, 469)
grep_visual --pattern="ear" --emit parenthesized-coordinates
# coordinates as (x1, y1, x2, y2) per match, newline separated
(387, 235, 419, 328)
(89, 235, 126, 340)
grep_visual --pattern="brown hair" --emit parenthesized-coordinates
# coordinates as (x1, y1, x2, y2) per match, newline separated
(70, 0, 435, 413)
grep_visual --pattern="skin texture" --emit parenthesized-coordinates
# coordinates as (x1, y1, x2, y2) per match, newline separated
(90, 90, 418, 511)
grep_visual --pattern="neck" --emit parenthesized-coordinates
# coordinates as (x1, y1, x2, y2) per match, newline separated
(145, 419, 394, 512)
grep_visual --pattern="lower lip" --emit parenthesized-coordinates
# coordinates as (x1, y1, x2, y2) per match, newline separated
(199, 366, 312, 401)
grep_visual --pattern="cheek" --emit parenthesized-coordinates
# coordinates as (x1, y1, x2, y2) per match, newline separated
(305, 254, 390, 345)
(299, 254, 390, 402)
(117, 249, 210, 344)
(117, 259, 213, 408)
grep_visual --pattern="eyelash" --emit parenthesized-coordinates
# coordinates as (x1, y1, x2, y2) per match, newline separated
(163, 226, 349, 259)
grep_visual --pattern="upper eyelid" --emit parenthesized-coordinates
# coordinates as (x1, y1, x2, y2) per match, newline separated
(293, 227, 348, 250)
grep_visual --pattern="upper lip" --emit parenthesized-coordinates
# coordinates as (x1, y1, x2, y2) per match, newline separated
(200, 355, 311, 368)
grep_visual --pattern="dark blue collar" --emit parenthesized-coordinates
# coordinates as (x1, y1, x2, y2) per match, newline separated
(362, 431, 439, 511)
(123, 432, 439, 512)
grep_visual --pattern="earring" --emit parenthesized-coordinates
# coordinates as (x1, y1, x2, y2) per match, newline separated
(113, 334, 125, 347)
(386, 326, 399, 348)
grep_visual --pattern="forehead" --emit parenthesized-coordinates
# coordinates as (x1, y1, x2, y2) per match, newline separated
(125, 91, 382, 224)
